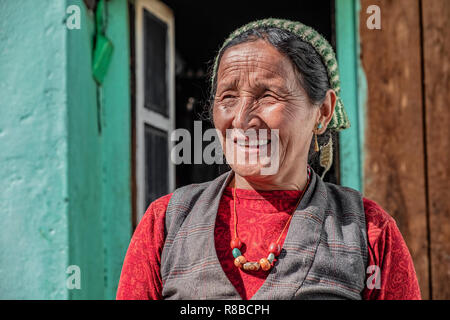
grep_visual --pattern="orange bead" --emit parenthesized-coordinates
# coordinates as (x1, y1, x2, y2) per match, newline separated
(268, 242, 281, 256)
(234, 255, 247, 268)
(259, 258, 271, 271)
(230, 238, 242, 249)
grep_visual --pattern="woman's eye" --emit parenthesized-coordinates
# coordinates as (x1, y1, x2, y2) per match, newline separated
(220, 95, 238, 104)
(261, 93, 276, 100)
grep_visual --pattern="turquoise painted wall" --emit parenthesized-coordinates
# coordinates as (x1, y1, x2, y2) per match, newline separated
(67, 0, 105, 299)
(99, 0, 132, 300)
(0, 0, 131, 299)
(0, 0, 70, 299)
(335, 0, 366, 192)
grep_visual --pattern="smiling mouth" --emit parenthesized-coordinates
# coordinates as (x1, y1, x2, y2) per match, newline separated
(235, 139, 271, 148)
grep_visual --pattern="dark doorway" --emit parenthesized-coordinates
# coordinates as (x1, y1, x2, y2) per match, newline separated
(161, 0, 338, 188)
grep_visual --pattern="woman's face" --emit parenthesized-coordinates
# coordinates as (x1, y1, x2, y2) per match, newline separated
(213, 39, 320, 188)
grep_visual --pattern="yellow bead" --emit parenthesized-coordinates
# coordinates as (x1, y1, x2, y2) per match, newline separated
(234, 255, 247, 268)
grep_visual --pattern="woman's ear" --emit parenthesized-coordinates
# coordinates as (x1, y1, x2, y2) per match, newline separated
(318, 89, 336, 134)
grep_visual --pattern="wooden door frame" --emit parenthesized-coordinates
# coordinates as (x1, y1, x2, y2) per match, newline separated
(134, 0, 175, 222)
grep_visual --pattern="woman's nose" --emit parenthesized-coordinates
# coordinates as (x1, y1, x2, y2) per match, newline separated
(231, 97, 259, 130)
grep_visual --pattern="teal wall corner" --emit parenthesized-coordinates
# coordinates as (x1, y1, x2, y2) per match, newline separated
(355, 0, 368, 194)
(0, 0, 70, 299)
(335, 0, 367, 192)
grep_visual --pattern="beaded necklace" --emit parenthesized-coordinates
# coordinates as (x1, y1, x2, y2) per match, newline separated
(230, 169, 311, 272)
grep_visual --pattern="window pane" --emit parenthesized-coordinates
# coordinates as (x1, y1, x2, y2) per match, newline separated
(144, 124, 168, 208)
(143, 9, 168, 116)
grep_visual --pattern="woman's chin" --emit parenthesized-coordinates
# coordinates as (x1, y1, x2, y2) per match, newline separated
(230, 163, 272, 179)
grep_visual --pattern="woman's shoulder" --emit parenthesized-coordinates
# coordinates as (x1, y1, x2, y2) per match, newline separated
(139, 193, 173, 230)
(362, 197, 410, 260)
(322, 181, 364, 208)
(148, 193, 173, 212)
(363, 197, 396, 237)
(323, 182, 394, 226)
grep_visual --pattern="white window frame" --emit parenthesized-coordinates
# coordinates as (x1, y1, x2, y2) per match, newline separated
(135, 0, 175, 222)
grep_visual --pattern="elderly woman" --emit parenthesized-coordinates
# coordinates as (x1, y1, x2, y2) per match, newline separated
(117, 19, 420, 300)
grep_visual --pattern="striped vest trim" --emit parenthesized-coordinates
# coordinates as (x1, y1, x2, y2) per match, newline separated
(161, 170, 368, 300)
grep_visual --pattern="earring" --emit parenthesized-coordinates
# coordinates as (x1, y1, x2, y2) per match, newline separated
(314, 123, 323, 152)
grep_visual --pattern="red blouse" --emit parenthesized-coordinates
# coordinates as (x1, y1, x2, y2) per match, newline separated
(116, 188, 421, 300)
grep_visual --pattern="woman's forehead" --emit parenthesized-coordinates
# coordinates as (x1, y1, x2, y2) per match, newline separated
(216, 40, 297, 89)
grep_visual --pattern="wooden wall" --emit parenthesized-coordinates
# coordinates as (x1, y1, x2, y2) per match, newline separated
(359, 0, 449, 299)
(421, 0, 450, 300)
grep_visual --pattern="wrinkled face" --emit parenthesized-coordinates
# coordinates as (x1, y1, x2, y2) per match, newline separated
(213, 39, 318, 184)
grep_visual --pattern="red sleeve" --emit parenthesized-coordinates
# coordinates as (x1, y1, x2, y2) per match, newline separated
(116, 194, 171, 300)
(362, 198, 421, 300)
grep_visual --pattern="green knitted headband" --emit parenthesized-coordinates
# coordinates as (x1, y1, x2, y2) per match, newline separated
(211, 18, 350, 131)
